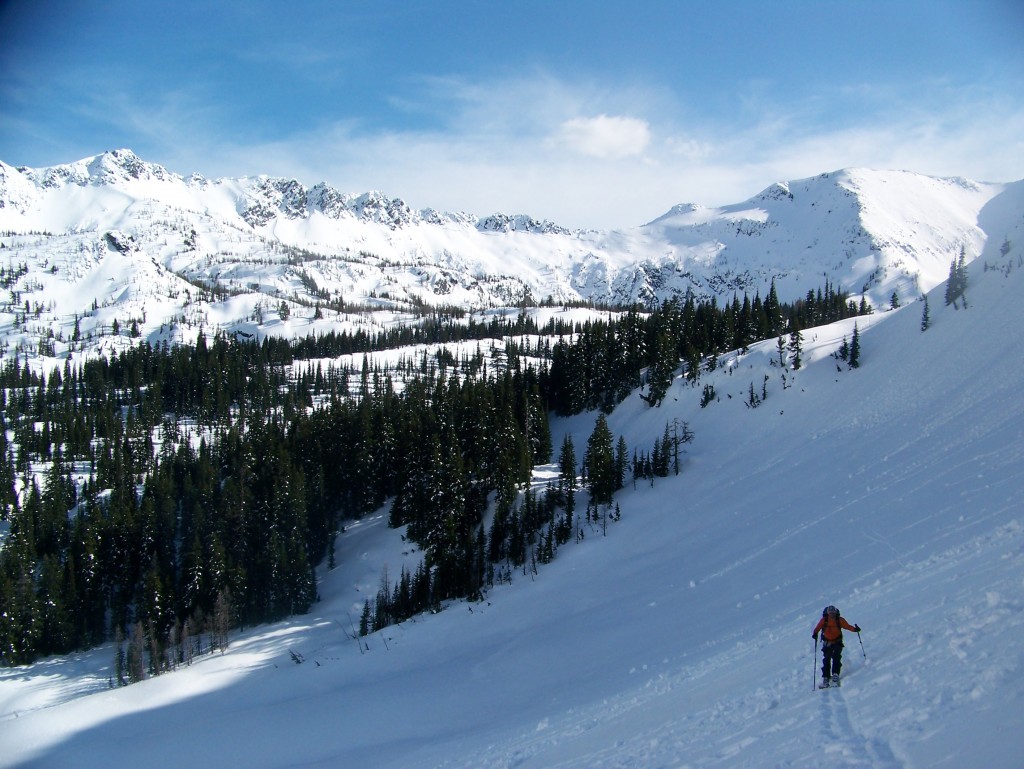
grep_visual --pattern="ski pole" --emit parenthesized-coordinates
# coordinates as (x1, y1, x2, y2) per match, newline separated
(857, 630, 866, 660)
(812, 637, 818, 691)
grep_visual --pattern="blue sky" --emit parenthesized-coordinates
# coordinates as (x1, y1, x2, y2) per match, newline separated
(1, 1, 1022, 228)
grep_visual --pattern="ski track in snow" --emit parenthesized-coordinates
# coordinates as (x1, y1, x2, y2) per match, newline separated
(818, 690, 903, 769)
(429, 516, 1022, 769)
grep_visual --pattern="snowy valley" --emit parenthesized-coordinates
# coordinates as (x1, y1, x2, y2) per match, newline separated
(0, 152, 1021, 768)
(0, 153, 1019, 765)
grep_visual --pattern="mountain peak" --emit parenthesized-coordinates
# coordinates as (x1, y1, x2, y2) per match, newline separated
(86, 148, 175, 184)
(750, 181, 794, 203)
(645, 202, 707, 226)
(17, 148, 177, 190)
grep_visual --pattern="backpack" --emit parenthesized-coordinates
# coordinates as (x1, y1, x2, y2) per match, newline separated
(821, 605, 843, 642)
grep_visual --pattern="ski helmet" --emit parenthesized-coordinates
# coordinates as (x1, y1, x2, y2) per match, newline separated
(824, 605, 838, 617)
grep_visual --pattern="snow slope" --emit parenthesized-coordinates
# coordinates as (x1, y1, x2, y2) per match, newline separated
(0, 182, 1022, 767)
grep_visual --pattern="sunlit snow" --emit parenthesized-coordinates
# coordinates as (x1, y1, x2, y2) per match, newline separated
(1, 177, 1021, 768)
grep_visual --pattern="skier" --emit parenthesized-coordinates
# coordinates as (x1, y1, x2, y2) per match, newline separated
(812, 605, 860, 687)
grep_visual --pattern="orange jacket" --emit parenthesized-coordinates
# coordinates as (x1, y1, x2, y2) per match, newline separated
(813, 614, 858, 643)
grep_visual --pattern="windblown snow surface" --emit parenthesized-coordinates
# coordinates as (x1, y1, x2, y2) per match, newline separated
(1, 187, 1023, 768)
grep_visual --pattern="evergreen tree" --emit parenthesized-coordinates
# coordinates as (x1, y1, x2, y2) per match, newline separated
(615, 436, 628, 492)
(113, 628, 128, 686)
(558, 434, 577, 495)
(747, 381, 761, 409)
(643, 326, 676, 407)
(849, 323, 861, 368)
(653, 428, 671, 477)
(764, 279, 783, 337)
(788, 319, 803, 370)
(944, 256, 956, 305)
(956, 246, 968, 307)
(584, 415, 616, 506)
(944, 246, 969, 307)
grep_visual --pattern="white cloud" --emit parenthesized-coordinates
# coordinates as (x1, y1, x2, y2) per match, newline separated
(551, 114, 652, 159)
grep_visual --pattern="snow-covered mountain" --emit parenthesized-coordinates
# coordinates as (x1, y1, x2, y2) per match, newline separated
(1, 168, 1022, 768)
(0, 150, 1014, 363)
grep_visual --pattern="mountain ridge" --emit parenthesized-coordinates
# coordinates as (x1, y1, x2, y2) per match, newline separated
(0, 150, 1015, 365)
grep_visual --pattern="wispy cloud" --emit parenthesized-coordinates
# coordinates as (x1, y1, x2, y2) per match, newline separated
(550, 115, 652, 160)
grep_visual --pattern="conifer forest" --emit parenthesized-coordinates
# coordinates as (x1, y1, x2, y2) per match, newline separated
(0, 281, 867, 669)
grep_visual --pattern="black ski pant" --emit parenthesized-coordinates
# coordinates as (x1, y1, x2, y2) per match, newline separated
(821, 640, 844, 679)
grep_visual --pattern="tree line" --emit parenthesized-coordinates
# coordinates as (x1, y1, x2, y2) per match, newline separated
(545, 279, 867, 414)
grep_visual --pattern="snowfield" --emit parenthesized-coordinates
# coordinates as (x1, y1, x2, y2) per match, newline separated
(1, 183, 1023, 768)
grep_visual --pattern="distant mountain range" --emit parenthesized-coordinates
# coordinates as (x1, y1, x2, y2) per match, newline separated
(0, 149, 1017, 361)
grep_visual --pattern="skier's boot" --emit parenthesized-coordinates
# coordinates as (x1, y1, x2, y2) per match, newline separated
(832, 674, 841, 687)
